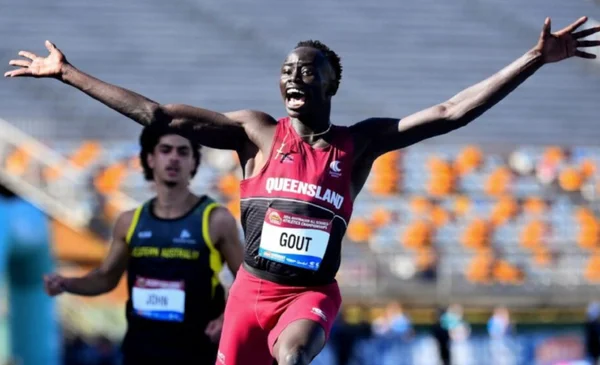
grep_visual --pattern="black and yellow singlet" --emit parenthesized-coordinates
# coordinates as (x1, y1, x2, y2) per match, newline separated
(121, 195, 225, 361)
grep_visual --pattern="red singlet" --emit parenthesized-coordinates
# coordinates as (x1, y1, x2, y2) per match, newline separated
(240, 117, 355, 286)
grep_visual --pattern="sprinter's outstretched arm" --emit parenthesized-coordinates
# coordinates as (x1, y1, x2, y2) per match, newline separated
(5, 41, 276, 151)
(350, 17, 600, 159)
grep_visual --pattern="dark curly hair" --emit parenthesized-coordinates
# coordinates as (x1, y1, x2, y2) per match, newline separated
(295, 40, 342, 95)
(139, 123, 201, 181)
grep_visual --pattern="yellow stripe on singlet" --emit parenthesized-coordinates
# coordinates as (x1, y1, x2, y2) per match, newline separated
(202, 202, 224, 298)
(125, 206, 144, 244)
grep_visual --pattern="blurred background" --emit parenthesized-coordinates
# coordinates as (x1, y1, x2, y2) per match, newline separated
(2, 0, 600, 364)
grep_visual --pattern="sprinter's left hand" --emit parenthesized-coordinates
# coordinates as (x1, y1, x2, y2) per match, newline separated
(205, 314, 224, 343)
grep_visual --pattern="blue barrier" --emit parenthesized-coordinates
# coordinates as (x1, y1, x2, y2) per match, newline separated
(0, 197, 60, 365)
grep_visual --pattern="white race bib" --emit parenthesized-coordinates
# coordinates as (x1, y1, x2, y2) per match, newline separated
(259, 208, 331, 271)
(132, 276, 185, 322)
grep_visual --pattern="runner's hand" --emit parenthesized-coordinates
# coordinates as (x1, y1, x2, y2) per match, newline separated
(535, 17, 600, 64)
(43, 273, 67, 296)
(205, 314, 224, 343)
(5, 40, 67, 78)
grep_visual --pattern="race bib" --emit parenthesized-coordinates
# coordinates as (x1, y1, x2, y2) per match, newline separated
(132, 276, 185, 322)
(259, 208, 331, 271)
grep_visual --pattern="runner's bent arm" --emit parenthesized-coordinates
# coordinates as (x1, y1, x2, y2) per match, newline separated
(351, 50, 544, 158)
(61, 211, 131, 296)
(208, 207, 244, 277)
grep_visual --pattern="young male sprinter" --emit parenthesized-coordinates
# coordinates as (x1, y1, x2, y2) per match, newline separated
(7, 16, 600, 365)
(42, 123, 244, 365)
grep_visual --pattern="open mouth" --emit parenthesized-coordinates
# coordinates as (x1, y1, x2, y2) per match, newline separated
(286, 88, 306, 109)
(166, 166, 180, 176)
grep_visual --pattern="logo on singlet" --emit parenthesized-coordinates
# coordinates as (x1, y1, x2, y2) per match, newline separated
(138, 231, 152, 239)
(217, 351, 226, 364)
(268, 211, 282, 225)
(329, 160, 342, 178)
(311, 307, 328, 322)
(173, 229, 196, 244)
(265, 178, 344, 210)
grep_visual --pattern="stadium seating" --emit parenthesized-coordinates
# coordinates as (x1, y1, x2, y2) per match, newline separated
(14, 140, 598, 298)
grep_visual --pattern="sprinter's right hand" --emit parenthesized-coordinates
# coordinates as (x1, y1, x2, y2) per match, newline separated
(5, 40, 67, 79)
(43, 273, 66, 296)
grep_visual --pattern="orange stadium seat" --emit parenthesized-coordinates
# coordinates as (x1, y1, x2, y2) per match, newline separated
(493, 259, 524, 285)
(542, 146, 565, 166)
(577, 214, 599, 250)
(401, 220, 432, 249)
(427, 174, 453, 197)
(430, 206, 450, 228)
(559, 167, 583, 192)
(490, 196, 518, 226)
(410, 196, 431, 216)
(94, 162, 127, 195)
(454, 145, 483, 176)
(371, 207, 392, 228)
(426, 156, 446, 172)
(5, 145, 32, 177)
(453, 195, 471, 217)
(426, 157, 454, 197)
(370, 151, 400, 195)
(523, 197, 547, 216)
(218, 173, 240, 198)
(466, 251, 493, 284)
(580, 159, 597, 179)
(347, 218, 374, 243)
(69, 140, 101, 169)
(372, 151, 399, 167)
(520, 220, 547, 249)
(485, 167, 512, 196)
(461, 218, 490, 250)
(370, 173, 400, 195)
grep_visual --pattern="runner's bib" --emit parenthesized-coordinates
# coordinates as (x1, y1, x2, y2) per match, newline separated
(259, 208, 331, 271)
(132, 276, 185, 322)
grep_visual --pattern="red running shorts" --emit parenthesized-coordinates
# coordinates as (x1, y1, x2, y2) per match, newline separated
(215, 265, 342, 365)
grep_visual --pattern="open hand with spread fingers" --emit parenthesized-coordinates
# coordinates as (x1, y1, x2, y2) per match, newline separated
(4, 40, 67, 79)
(535, 16, 600, 64)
